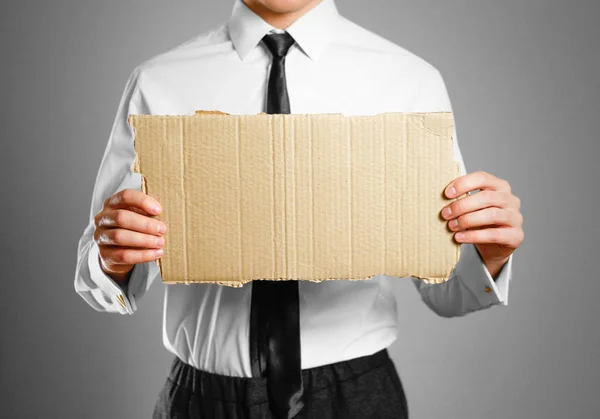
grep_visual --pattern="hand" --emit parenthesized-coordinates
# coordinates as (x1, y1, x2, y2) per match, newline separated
(441, 171, 524, 277)
(93, 189, 167, 282)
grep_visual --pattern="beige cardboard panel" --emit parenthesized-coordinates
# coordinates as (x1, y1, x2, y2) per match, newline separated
(128, 112, 462, 287)
(239, 116, 279, 281)
(289, 117, 313, 279)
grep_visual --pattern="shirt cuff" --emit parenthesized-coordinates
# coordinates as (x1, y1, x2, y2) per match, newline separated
(490, 252, 512, 306)
(455, 243, 513, 308)
(87, 241, 135, 314)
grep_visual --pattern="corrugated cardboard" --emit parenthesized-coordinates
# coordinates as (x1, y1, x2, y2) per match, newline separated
(128, 111, 462, 287)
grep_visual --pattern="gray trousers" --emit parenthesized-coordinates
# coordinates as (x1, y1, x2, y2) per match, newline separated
(153, 348, 409, 419)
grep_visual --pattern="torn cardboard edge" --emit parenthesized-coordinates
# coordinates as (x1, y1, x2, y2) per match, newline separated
(129, 110, 463, 287)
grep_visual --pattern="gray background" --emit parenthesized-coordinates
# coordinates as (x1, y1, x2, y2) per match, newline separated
(1, 0, 598, 417)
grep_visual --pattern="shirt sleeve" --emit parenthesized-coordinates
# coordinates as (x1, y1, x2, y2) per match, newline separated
(409, 64, 513, 317)
(73, 67, 161, 315)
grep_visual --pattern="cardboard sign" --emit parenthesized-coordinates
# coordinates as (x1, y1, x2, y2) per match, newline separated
(129, 111, 462, 286)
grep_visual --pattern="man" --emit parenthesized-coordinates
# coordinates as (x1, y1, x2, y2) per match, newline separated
(74, 0, 524, 418)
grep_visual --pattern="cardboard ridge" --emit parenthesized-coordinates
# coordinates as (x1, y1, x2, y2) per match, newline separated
(128, 111, 462, 287)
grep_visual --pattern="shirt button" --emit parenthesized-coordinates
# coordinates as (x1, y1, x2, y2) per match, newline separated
(484, 287, 492, 293)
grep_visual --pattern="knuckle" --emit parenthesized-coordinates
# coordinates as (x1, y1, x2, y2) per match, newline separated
(102, 249, 116, 264)
(108, 192, 122, 207)
(112, 249, 128, 264)
(452, 200, 463, 214)
(107, 250, 121, 264)
(488, 230, 502, 243)
(490, 207, 502, 224)
(93, 228, 100, 243)
(123, 250, 136, 264)
(120, 188, 132, 203)
(125, 189, 140, 205)
(98, 213, 115, 228)
(516, 228, 524, 243)
(97, 231, 110, 245)
(112, 229, 125, 244)
(114, 209, 127, 226)
(143, 216, 151, 232)
(516, 212, 524, 226)
(476, 170, 488, 183)
(483, 190, 495, 205)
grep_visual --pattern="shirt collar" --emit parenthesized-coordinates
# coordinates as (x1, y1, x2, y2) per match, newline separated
(227, 0, 340, 61)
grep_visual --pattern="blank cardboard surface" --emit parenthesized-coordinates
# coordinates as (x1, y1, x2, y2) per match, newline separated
(128, 111, 461, 287)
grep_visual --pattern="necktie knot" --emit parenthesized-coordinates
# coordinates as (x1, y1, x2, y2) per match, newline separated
(262, 32, 295, 59)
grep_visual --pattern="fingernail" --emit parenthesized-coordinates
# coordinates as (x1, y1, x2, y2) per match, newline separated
(152, 204, 161, 214)
(155, 249, 164, 256)
(447, 186, 456, 198)
(449, 219, 458, 228)
(443, 207, 452, 217)
(455, 232, 465, 241)
(155, 236, 164, 246)
(157, 222, 164, 233)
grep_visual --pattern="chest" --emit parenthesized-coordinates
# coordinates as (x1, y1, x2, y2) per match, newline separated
(139, 48, 422, 116)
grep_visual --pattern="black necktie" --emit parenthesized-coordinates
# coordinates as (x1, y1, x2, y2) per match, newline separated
(249, 31, 304, 419)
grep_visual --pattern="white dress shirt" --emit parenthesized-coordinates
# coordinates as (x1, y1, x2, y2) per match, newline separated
(74, 0, 513, 377)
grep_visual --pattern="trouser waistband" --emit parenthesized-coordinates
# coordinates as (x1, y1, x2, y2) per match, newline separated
(167, 349, 391, 406)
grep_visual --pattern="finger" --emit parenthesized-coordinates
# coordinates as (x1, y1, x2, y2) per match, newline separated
(507, 195, 521, 211)
(448, 207, 522, 231)
(441, 190, 511, 219)
(100, 246, 164, 266)
(95, 228, 164, 249)
(445, 170, 511, 198)
(104, 188, 162, 215)
(454, 227, 524, 248)
(95, 209, 166, 235)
